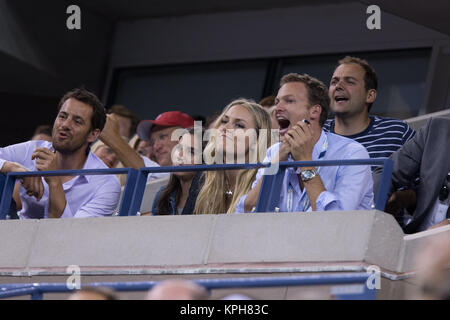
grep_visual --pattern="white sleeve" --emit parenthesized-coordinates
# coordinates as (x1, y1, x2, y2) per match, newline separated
(142, 156, 170, 181)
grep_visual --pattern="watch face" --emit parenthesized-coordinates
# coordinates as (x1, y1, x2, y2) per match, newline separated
(301, 169, 316, 181)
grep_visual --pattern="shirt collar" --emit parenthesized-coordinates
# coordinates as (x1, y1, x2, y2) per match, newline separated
(312, 130, 327, 160)
(78, 150, 102, 183)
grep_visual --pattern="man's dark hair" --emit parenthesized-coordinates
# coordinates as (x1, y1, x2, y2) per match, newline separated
(337, 56, 378, 111)
(280, 73, 330, 127)
(58, 88, 106, 132)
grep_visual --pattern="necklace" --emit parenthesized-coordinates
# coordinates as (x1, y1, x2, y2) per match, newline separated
(225, 177, 233, 197)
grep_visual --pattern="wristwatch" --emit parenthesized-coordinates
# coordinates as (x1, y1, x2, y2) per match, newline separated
(300, 169, 318, 182)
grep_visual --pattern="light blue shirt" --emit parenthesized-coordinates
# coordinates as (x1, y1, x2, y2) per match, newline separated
(0, 140, 121, 219)
(235, 130, 374, 213)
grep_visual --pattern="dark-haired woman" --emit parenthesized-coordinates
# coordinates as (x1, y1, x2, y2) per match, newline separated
(150, 128, 206, 215)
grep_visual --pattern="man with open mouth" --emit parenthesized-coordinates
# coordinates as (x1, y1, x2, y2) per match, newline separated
(324, 56, 415, 170)
(236, 73, 373, 213)
(0, 88, 121, 219)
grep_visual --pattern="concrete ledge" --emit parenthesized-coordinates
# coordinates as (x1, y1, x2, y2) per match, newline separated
(28, 215, 214, 268)
(0, 210, 448, 279)
(208, 211, 375, 263)
(364, 211, 404, 272)
(400, 224, 450, 273)
(0, 220, 38, 269)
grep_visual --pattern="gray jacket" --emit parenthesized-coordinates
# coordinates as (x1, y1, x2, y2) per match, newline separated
(373, 117, 450, 233)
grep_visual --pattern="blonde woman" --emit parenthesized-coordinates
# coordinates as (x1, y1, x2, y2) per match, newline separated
(194, 99, 272, 214)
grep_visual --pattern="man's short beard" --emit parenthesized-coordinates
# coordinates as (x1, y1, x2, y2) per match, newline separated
(52, 132, 89, 155)
(53, 141, 85, 155)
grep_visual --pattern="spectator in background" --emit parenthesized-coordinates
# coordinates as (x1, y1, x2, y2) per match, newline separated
(31, 125, 52, 142)
(238, 73, 373, 213)
(92, 141, 119, 168)
(134, 138, 154, 161)
(146, 280, 209, 300)
(68, 287, 119, 300)
(150, 127, 207, 216)
(324, 56, 415, 169)
(0, 88, 121, 219)
(373, 117, 450, 233)
(107, 104, 140, 141)
(259, 95, 276, 110)
(137, 111, 195, 167)
(259, 95, 279, 135)
(194, 99, 272, 214)
(98, 113, 167, 185)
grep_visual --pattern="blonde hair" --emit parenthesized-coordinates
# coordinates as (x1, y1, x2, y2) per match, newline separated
(194, 99, 272, 214)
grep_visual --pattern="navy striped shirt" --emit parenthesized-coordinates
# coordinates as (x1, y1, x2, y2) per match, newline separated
(323, 116, 415, 168)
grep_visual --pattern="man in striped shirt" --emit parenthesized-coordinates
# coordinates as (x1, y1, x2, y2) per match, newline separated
(323, 56, 415, 167)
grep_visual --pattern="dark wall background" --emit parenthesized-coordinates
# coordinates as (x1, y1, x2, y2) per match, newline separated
(0, 93, 59, 146)
(0, 0, 113, 146)
(0, 0, 449, 146)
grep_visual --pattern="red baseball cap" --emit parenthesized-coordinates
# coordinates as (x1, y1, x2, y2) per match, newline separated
(137, 111, 195, 141)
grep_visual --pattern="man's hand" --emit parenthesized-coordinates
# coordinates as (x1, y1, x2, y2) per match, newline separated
(20, 175, 45, 201)
(99, 114, 121, 143)
(276, 136, 291, 162)
(2, 162, 44, 201)
(284, 120, 315, 161)
(96, 113, 145, 169)
(32, 148, 60, 186)
(385, 189, 417, 216)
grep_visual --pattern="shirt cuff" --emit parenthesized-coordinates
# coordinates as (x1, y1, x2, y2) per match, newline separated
(316, 191, 341, 211)
(0, 159, 6, 172)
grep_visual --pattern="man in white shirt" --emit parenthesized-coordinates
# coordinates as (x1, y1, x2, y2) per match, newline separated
(0, 88, 121, 219)
(237, 73, 373, 213)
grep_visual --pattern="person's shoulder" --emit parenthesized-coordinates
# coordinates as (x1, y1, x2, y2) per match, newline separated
(142, 155, 159, 167)
(371, 115, 411, 130)
(326, 131, 368, 157)
(267, 141, 281, 155)
(326, 131, 360, 146)
(86, 151, 121, 185)
(87, 150, 109, 169)
(420, 116, 450, 136)
(427, 116, 450, 127)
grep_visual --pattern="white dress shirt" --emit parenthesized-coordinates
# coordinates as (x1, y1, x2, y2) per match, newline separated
(0, 140, 121, 219)
(235, 130, 374, 213)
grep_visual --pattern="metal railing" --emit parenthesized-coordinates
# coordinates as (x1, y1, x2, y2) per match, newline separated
(0, 158, 393, 218)
(0, 168, 139, 219)
(0, 273, 376, 300)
